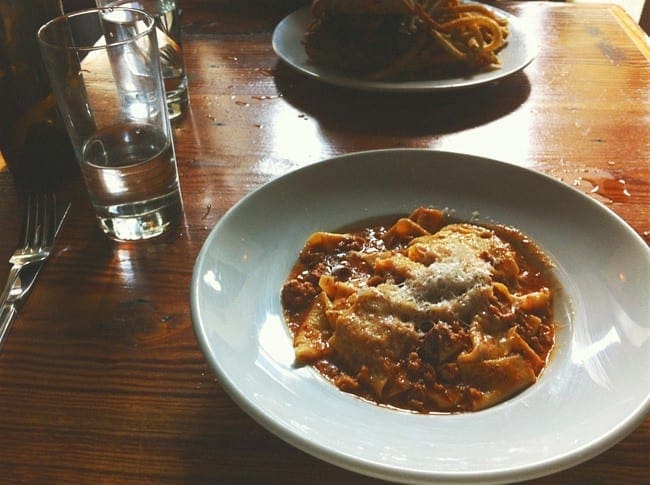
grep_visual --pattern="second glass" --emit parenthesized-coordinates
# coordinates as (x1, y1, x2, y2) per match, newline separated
(38, 7, 182, 241)
(95, 0, 189, 120)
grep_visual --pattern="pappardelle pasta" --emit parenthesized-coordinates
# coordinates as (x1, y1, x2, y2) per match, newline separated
(281, 207, 558, 413)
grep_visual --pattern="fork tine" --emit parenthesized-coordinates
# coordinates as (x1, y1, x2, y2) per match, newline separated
(42, 192, 57, 249)
(22, 193, 37, 250)
(30, 193, 43, 250)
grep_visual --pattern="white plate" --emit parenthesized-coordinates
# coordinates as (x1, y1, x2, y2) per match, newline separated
(191, 150, 649, 484)
(272, 5, 536, 92)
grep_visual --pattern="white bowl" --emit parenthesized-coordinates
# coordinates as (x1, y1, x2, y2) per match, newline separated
(191, 149, 649, 483)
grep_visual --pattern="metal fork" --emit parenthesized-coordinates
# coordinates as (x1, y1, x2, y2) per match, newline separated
(0, 192, 57, 310)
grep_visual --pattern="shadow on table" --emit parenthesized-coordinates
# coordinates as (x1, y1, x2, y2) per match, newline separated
(273, 61, 532, 137)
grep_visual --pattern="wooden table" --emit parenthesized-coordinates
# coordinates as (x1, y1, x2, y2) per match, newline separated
(0, 1, 648, 482)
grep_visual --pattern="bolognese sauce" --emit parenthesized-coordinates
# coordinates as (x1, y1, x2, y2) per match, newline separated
(281, 207, 557, 413)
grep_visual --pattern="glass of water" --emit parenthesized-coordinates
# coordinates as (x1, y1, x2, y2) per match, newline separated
(94, 0, 188, 120)
(38, 7, 182, 241)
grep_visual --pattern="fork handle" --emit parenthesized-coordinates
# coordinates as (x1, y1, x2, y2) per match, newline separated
(0, 303, 17, 353)
(0, 265, 21, 311)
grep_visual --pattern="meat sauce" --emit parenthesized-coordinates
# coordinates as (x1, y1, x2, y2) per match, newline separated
(281, 208, 557, 413)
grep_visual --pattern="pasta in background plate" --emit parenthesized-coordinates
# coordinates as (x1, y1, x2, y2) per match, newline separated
(303, 0, 510, 80)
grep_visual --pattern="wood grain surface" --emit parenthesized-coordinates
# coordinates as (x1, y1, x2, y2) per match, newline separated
(0, 1, 648, 482)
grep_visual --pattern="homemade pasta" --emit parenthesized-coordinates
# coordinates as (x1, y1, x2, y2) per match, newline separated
(281, 208, 557, 413)
(303, 0, 510, 80)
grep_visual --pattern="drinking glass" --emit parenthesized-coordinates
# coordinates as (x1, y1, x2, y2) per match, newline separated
(0, 0, 77, 190)
(94, 0, 188, 120)
(38, 7, 182, 241)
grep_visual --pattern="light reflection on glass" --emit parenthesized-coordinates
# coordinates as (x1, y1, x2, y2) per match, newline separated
(125, 100, 150, 120)
(100, 166, 128, 195)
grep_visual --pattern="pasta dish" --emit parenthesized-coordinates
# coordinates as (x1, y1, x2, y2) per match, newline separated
(303, 0, 510, 80)
(281, 208, 558, 413)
